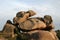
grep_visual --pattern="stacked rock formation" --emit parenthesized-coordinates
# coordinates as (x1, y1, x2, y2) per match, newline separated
(0, 10, 59, 40)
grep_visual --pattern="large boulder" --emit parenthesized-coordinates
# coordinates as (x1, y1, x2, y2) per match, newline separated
(14, 10, 36, 23)
(19, 18, 46, 30)
(20, 30, 59, 40)
(13, 17, 46, 30)
(44, 15, 54, 30)
(16, 10, 36, 18)
(2, 20, 16, 38)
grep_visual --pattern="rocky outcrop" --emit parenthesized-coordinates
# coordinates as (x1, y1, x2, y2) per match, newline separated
(0, 20, 16, 38)
(23, 30, 58, 40)
(0, 10, 59, 40)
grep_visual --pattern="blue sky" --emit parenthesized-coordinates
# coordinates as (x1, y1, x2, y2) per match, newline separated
(0, 0, 60, 30)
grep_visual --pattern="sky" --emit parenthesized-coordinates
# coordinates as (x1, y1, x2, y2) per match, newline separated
(0, 0, 60, 30)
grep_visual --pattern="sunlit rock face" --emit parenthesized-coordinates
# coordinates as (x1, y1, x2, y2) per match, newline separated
(0, 10, 59, 40)
(21, 30, 58, 40)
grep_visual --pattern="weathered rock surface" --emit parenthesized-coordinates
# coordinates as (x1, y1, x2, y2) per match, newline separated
(0, 10, 59, 40)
